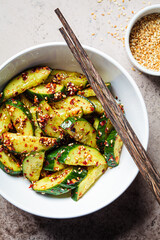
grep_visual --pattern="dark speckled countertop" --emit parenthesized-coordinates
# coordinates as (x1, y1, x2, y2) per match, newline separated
(0, 0, 160, 239)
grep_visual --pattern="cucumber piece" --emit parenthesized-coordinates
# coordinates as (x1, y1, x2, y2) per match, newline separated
(37, 100, 64, 138)
(0, 145, 22, 175)
(0, 105, 11, 135)
(47, 69, 88, 89)
(19, 94, 33, 109)
(51, 95, 95, 115)
(6, 99, 34, 136)
(96, 115, 113, 152)
(49, 144, 106, 166)
(1, 67, 51, 102)
(23, 151, 45, 182)
(37, 100, 83, 138)
(78, 83, 111, 97)
(44, 149, 66, 171)
(33, 166, 88, 195)
(61, 117, 97, 148)
(93, 118, 100, 130)
(2, 132, 58, 154)
(30, 106, 43, 137)
(104, 130, 123, 167)
(72, 164, 108, 201)
(25, 83, 65, 102)
(88, 97, 104, 115)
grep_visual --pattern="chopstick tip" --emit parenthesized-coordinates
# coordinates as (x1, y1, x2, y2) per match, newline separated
(54, 8, 60, 14)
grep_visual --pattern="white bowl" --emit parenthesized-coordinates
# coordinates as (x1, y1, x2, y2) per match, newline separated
(0, 43, 149, 218)
(125, 4, 160, 76)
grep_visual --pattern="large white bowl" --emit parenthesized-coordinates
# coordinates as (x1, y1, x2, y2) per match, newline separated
(0, 43, 149, 218)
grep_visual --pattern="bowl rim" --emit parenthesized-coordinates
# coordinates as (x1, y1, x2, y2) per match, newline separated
(125, 4, 160, 76)
(0, 42, 149, 218)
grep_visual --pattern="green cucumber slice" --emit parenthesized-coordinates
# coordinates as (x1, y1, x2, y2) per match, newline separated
(96, 115, 113, 152)
(47, 69, 88, 89)
(78, 83, 111, 97)
(6, 99, 34, 136)
(0, 145, 22, 175)
(0, 105, 11, 135)
(37, 100, 83, 138)
(51, 95, 95, 115)
(71, 164, 108, 201)
(88, 97, 104, 115)
(104, 130, 123, 167)
(33, 166, 88, 195)
(61, 117, 97, 148)
(2, 132, 58, 154)
(1, 66, 51, 102)
(44, 149, 66, 171)
(23, 151, 45, 182)
(48, 144, 106, 166)
(30, 106, 43, 137)
(25, 83, 65, 102)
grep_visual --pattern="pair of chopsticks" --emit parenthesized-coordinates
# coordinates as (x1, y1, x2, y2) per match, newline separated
(55, 8, 160, 204)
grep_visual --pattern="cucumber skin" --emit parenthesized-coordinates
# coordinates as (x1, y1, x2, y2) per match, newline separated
(104, 130, 118, 167)
(25, 85, 66, 103)
(0, 160, 22, 176)
(33, 167, 88, 195)
(5, 99, 35, 135)
(45, 145, 75, 165)
(61, 117, 97, 148)
(96, 116, 113, 152)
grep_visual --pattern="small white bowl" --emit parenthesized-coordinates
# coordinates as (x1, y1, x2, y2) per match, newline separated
(125, 4, 160, 76)
(0, 43, 149, 218)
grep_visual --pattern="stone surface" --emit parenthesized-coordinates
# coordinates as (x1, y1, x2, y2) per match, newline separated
(0, 0, 160, 239)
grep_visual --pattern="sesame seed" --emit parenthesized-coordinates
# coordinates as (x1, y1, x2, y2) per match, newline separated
(130, 13, 160, 72)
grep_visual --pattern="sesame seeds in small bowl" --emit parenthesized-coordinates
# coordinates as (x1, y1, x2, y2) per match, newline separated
(125, 4, 160, 76)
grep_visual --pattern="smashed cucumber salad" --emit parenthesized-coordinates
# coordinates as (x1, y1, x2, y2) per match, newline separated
(0, 67, 123, 201)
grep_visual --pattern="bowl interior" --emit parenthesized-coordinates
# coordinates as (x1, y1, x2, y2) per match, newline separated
(0, 43, 149, 218)
(125, 4, 160, 76)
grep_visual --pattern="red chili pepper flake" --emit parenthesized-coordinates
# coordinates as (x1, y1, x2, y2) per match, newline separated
(25, 144, 28, 147)
(22, 72, 28, 81)
(52, 126, 57, 131)
(92, 129, 96, 133)
(90, 106, 94, 111)
(83, 160, 87, 165)
(96, 162, 99, 166)
(100, 120, 106, 126)
(85, 131, 90, 136)
(70, 98, 75, 105)
(29, 184, 33, 188)
(34, 147, 38, 151)
(8, 123, 13, 129)
(34, 96, 39, 103)
(104, 140, 109, 146)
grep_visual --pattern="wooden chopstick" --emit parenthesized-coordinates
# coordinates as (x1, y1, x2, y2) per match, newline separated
(55, 8, 160, 204)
